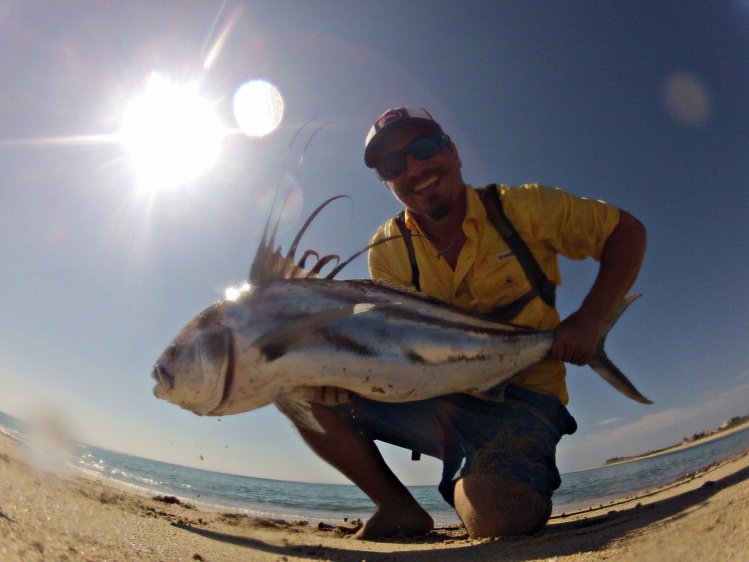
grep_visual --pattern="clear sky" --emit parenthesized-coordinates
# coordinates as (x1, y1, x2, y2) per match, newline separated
(0, 1, 747, 485)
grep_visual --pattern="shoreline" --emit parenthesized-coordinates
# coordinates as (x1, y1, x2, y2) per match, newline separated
(597, 419, 749, 469)
(2, 432, 748, 561)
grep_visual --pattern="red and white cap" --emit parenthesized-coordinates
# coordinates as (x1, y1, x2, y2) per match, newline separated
(364, 107, 443, 168)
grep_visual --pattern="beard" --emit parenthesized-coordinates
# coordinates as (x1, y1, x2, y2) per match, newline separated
(425, 196, 453, 222)
(402, 166, 454, 221)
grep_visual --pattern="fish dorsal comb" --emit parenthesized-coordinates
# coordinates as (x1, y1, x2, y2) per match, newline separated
(249, 195, 347, 285)
(246, 122, 417, 285)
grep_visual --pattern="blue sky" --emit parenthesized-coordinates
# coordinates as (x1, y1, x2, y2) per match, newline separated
(0, 1, 747, 484)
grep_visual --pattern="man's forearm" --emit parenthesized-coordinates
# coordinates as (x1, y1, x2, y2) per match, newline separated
(551, 209, 647, 365)
(579, 209, 647, 327)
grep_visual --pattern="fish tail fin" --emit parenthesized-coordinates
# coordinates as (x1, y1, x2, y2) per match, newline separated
(587, 294, 653, 405)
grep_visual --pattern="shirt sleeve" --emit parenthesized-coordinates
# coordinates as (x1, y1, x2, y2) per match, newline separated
(367, 220, 414, 286)
(501, 184, 620, 262)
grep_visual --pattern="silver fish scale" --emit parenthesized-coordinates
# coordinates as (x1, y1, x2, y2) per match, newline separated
(215, 278, 554, 410)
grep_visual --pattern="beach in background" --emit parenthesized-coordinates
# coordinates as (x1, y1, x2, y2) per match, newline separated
(1, 413, 748, 561)
(3, 411, 749, 526)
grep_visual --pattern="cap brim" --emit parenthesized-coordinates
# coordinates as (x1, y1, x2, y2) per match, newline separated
(364, 118, 441, 168)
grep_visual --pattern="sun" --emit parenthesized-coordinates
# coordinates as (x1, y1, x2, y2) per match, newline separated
(120, 73, 226, 192)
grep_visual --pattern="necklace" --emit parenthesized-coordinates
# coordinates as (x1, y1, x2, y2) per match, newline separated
(430, 233, 459, 261)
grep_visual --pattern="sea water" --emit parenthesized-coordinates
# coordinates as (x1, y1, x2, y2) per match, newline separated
(1, 411, 747, 526)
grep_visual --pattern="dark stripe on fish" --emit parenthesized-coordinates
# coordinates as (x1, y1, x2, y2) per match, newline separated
(258, 325, 377, 361)
(211, 333, 236, 414)
(354, 296, 534, 337)
(259, 339, 289, 362)
(319, 327, 377, 357)
(405, 349, 426, 364)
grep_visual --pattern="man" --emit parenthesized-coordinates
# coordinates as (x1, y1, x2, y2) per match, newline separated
(296, 107, 647, 540)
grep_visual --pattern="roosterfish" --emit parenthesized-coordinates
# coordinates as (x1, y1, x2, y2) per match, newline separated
(151, 195, 651, 432)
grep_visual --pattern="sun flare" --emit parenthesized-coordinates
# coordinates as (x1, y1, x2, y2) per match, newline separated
(120, 73, 226, 192)
(225, 283, 251, 301)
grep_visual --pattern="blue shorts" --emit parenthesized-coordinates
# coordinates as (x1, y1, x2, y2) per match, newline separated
(331, 385, 577, 506)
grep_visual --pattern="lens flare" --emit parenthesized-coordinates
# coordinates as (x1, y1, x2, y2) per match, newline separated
(225, 283, 250, 301)
(233, 80, 284, 137)
(661, 71, 713, 127)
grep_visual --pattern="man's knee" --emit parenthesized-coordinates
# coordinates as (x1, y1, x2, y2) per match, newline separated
(453, 474, 551, 538)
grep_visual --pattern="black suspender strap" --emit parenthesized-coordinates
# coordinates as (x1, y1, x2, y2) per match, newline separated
(392, 184, 556, 316)
(482, 288, 539, 323)
(395, 185, 556, 462)
(478, 184, 557, 308)
(393, 211, 421, 292)
(395, 215, 425, 463)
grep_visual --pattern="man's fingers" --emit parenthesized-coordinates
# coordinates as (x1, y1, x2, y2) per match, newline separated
(551, 334, 593, 365)
(550, 338, 565, 361)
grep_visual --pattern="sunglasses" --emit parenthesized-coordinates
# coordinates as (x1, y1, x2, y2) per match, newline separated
(375, 133, 451, 181)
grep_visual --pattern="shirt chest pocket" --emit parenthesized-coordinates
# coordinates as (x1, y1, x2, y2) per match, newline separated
(471, 250, 532, 308)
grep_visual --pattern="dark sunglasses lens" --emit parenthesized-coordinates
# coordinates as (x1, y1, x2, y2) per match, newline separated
(410, 136, 441, 160)
(377, 135, 444, 180)
(378, 154, 406, 180)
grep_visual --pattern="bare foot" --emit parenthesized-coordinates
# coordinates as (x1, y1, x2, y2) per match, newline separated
(352, 503, 434, 540)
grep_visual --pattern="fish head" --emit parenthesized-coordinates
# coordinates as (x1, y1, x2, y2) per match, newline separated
(152, 302, 233, 415)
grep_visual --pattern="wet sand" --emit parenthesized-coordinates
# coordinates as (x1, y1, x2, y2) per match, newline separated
(1, 432, 747, 561)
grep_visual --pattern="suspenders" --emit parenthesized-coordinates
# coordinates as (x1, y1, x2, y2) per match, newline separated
(393, 211, 422, 291)
(394, 184, 557, 461)
(314, 185, 557, 452)
(392, 184, 556, 323)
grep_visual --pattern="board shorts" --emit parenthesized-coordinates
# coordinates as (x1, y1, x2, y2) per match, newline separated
(331, 385, 577, 506)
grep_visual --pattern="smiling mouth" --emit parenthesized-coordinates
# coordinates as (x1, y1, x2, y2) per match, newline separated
(412, 175, 439, 194)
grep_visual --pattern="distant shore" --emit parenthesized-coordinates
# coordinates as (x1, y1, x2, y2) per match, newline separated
(602, 418, 749, 468)
(1, 430, 748, 561)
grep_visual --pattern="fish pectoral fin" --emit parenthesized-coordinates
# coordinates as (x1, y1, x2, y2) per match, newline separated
(251, 303, 396, 361)
(274, 389, 325, 433)
(471, 382, 508, 402)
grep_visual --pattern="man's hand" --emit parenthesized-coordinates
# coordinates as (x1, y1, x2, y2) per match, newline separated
(550, 311, 606, 366)
(551, 209, 647, 367)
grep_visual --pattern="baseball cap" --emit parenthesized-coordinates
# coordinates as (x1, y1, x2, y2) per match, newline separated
(364, 107, 443, 168)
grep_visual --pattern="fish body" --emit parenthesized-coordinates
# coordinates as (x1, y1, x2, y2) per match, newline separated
(153, 278, 649, 432)
(152, 196, 650, 432)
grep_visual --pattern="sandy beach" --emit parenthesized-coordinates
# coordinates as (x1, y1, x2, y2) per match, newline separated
(1, 432, 747, 562)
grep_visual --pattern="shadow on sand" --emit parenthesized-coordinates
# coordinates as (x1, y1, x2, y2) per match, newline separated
(173, 463, 749, 561)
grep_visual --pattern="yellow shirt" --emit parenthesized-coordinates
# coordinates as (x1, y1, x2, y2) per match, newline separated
(368, 184, 620, 404)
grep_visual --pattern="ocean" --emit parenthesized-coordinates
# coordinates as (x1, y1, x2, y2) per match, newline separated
(1, 410, 748, 526)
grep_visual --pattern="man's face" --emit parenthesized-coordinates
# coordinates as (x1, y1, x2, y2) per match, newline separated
(376, 125, 464, 222)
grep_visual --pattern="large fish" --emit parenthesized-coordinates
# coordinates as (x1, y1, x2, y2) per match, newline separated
(152, 196, 651, 432)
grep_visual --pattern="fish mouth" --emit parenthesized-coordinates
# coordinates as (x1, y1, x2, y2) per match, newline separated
(152, 364, 174, 392)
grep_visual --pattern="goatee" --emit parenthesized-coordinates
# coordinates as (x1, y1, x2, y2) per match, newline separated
(426, 198, 452, 222)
